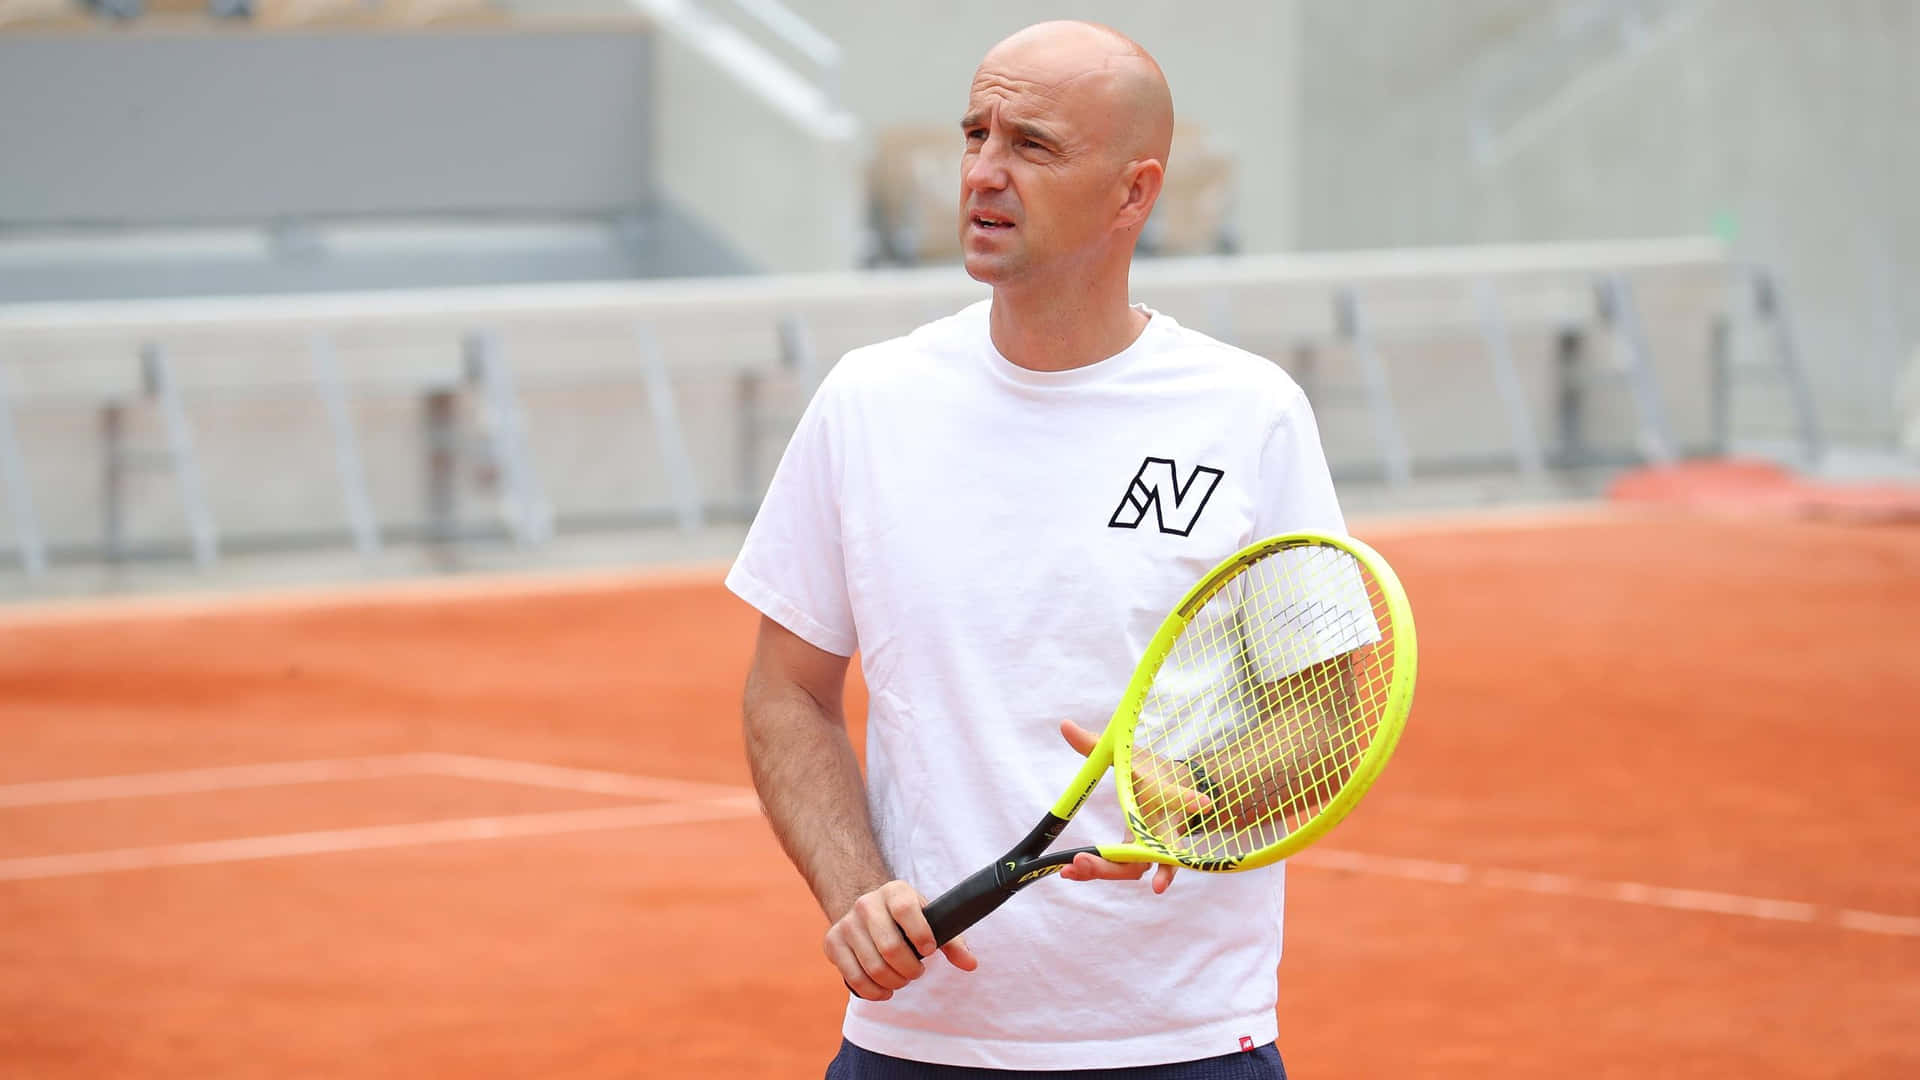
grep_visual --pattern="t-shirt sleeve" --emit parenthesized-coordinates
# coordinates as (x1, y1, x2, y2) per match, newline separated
(1252, 383, 1345, 540)
(1245, 384, 1377, 678)
(724, 374, 859, 657)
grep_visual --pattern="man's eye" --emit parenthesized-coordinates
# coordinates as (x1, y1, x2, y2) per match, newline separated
(1018, 139, 1043, 150)
(965, 130, 986, 142)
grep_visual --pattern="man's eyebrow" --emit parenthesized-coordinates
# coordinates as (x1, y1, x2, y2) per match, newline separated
(1008, 119, 1061, 144)
(957, 113, 1062, 145)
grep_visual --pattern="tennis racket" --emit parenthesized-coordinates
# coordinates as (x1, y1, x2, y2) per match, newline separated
(919, 531, 1417, 947)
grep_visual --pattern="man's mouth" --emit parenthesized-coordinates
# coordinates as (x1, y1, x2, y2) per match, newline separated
(970, 213, 1015, 230)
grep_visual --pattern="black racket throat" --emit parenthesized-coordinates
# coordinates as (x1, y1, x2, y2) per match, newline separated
(920, 813, 1096, 948)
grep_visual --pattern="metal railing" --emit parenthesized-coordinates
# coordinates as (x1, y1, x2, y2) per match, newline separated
(710, 0, 842, 108)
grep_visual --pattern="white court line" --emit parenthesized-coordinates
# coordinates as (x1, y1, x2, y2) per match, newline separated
(0, 796, 761, 882)
(1834, 910, 1920, 937)
(7, 761, 1913, 938)
(1293, 849, 1920, 939)
(416, 753, 751, 803)
(0, 753, 752, 808)
(0, 756, 430, 808)
(0, 557, 738, 627)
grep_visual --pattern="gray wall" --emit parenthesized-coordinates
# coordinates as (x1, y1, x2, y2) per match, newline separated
(1299, 0, 1918, 445)
(0, 20, 860, 290)
(0, 29, 657, 224)
(785, 0, 1303, 254)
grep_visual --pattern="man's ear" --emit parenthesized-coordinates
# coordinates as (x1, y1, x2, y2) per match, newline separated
(1115, 158, 1166, 233)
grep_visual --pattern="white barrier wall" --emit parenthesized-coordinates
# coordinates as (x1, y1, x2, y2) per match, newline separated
(0, 239, 1734, 571)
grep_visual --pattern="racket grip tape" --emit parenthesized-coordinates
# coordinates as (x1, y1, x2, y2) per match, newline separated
(921, 862, 1016, 948)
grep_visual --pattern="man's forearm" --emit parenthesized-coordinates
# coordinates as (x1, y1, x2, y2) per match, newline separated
(743, 677, 892, 921)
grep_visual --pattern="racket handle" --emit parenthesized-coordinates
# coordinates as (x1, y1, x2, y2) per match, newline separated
(921, 862, 1015, 948)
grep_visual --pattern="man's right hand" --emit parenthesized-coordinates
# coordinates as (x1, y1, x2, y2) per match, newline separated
(825, 879, 979, 1001)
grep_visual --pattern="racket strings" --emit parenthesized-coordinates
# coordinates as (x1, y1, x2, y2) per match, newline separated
(1128, 543, 1399, 865)
(1221, 551, 1394, 835)
(1210, 571, 1393, 841)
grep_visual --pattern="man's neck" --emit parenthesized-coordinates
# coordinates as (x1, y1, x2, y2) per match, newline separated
(988, 274, 1149, 373)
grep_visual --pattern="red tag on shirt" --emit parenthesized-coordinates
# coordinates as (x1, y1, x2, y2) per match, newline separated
(1239, 1036, 1255, 1052)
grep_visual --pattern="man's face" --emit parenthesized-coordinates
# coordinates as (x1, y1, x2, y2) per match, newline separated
(958, 62, 1123, 287)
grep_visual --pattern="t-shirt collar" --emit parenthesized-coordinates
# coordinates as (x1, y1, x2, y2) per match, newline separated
(981, 302, 1167, 389)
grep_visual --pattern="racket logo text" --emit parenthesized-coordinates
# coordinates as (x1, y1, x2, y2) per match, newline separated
(1127, 810, 1243, 871)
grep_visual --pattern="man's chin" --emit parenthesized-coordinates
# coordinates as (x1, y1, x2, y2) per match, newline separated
(963, 252, 1019, 286)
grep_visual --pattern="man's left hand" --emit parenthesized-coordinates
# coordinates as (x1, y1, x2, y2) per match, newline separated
(1053, 720, 1206, 894)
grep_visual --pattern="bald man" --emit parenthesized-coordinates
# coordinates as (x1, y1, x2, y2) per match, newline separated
(730, 21, 1340, 1078)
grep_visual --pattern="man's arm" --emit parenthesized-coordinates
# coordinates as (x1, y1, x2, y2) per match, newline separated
(741, 615, 976, 1000)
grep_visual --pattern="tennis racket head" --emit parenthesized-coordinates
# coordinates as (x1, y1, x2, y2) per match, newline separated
(1111, 532, 1416, 872)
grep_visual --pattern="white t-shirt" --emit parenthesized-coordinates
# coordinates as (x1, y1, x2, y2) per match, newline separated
(725, 299, 1348, 1069)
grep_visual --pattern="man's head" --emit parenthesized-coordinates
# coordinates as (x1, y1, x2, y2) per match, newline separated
(958, 21, 1173, 290)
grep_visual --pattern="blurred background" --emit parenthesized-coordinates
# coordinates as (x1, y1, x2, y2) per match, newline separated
(0, 0, 1914, 588)
(3, 6, 1917, 1078)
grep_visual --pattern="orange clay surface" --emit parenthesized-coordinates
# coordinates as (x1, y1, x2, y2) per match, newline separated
(1, 513, 1916, 1077)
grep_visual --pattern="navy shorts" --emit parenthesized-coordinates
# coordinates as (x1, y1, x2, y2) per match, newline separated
(823, 1039, 1287, 1079)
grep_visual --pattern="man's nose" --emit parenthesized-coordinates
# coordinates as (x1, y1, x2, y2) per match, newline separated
(963, 139, 1009, 192)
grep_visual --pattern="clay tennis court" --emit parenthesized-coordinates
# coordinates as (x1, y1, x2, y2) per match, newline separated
(2, 509, 1916, 1077)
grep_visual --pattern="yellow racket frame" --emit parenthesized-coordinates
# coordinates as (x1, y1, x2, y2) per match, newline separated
(1050, 532, 1417, 873)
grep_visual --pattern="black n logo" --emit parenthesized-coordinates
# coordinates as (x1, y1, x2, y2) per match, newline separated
(1107, 457, 1225, 536)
